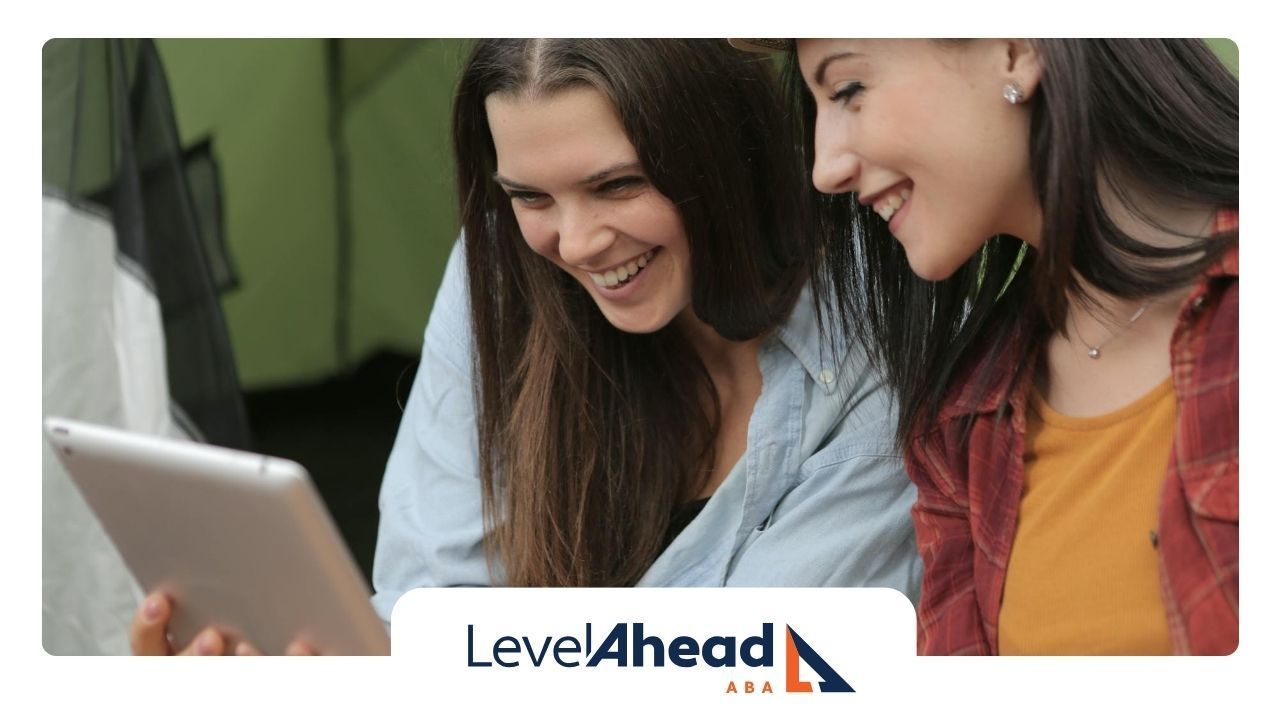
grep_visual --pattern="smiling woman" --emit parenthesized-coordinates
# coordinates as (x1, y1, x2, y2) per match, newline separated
(784, 39, 1238, 655)
(415, 38, 920, 593)
(409, 36, 921, 591)
(485, 88, 692, 334)
(799, 40, 1042, 282)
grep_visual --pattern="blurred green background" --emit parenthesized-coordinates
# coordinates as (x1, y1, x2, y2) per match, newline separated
(1206, 38, 1238, 73)
(156, 39, 470, 390)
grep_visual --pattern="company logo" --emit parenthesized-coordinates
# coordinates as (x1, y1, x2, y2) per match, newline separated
(784, 625, 853, 693)
(466, 621, 853, 694)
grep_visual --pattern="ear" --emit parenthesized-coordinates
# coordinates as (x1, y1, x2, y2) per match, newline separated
(1002, 39, 1044, 100)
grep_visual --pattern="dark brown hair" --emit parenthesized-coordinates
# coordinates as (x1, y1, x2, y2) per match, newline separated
(454, 39, 808, 586)
(789, 39, 1239, 446)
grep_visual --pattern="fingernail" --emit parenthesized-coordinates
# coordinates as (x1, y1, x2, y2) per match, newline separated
(196, 630, 219, 656)
(144, 596, 164, 621)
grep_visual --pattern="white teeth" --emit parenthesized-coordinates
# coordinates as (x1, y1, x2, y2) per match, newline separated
(875, 186, 911, 223)
(588, 249, 659, 289)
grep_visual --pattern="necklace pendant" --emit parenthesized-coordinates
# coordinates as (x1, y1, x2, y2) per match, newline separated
(1088, 347, 1101, 360)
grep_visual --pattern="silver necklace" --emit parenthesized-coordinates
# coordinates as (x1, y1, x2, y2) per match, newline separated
(1081, 302, 1152, 360)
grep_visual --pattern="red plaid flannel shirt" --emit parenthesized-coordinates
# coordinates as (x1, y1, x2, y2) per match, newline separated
(905, 211, 1239, 655)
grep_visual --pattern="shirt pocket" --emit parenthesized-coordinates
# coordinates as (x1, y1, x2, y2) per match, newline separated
(799, 440, 900, 475)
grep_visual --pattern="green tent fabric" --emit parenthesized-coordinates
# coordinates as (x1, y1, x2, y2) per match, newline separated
(1205, 39, 1239, 73)
(155, 39, 469, 389)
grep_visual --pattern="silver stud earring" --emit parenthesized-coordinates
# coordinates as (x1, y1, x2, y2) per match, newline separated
(1002, 82, 1025, 104)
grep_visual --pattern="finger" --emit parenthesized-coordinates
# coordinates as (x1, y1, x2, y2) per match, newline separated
(285, 638, 319, 656)
(178, 627, 227, 656)
(234, 640, 262, 656)
(129, 592, 173, 656)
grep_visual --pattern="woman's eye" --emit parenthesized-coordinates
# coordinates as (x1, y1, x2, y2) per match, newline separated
(507, 190, 548, 207)
(829, 82, 865, 106)
(597, 176, 646, 196)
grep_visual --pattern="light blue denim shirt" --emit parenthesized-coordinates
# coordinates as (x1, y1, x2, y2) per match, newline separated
(371, 241, 921, 621)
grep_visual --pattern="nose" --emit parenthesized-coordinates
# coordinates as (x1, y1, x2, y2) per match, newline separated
(555, 203, 614, 268)
(810, 111, 860, 195)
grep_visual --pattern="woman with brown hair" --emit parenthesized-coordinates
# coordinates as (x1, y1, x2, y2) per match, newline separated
(783, 39, 1238, 654)
(367, 38, 918, 596)
(129, 38, 920, 654)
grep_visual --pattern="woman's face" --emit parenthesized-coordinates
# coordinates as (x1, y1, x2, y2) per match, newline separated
(796, 39, 1042, 281)
(486, 87, 692, 334)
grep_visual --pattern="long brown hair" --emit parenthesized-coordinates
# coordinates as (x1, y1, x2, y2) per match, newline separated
(454, 39, 809, 586)
(789, 39, 1239, 446)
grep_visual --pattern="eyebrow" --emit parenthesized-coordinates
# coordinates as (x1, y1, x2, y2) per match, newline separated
(493, 161, 643, 191)
(813, 52, 862, 87)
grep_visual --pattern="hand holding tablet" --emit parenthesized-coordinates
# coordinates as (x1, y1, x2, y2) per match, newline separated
(44, 417, 390, 656)
(129, 591, 319, 656)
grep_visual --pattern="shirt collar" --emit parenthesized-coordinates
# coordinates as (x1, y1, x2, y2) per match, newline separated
(937, 313, 1035, 421)
(1207, 209, 1238, 278)
(773, 284, 857, 396)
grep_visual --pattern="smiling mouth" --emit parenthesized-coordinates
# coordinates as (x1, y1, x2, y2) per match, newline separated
(860, 178, 911, 221)
(588, 248, 658, 290)
(872, 183, 913, 224)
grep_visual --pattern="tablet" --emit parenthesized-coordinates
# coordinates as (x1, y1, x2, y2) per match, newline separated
(43, 416, 390, 655)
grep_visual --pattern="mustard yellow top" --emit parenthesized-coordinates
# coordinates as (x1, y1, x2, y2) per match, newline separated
(998, 377, 1176, 655)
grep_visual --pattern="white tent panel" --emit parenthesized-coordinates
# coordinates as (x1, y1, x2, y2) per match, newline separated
(42, 195, 186, 654)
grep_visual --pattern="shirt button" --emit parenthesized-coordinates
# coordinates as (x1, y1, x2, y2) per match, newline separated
(819, 369, 835, 385)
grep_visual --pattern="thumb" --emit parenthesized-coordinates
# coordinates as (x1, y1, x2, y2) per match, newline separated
(129, 592, 174, 656)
